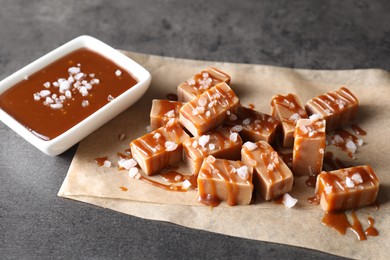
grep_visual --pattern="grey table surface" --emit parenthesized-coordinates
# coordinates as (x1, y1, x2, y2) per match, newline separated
(1, 0, 388, 259)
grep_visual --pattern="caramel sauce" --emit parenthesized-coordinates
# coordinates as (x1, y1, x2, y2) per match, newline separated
(166, 93, 178, 101)
(117, 152, 132, 159)
(248, 103, 255, 109)
(273, 196, 284, 204)
(371, 200, 380, 210)
(0, 48, 138, 140)
(95, 156, 108, 166)
(323, 210, 378, 240)
(155, 100, 183, 121)
(330, 129, 360, 158)
(307, 194, 320, 205)
(365, 217, 379, 236)
(305, 175, 317, 188)
(139, 175, 188, 192)
(295, 119, 325, 139)
(311, 87, 357, 116)
(351, 124, 367, 136)
(119, 186, 128, 191)
(322, 211, 351, 235)
(160, 171, 185, 183)
(271, 94, 308, 125)
(198, 194, 221, 207)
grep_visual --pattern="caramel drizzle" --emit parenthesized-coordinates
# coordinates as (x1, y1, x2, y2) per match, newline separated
(155, 100, 183, 124)
(94, 156, 108, 166)
(350, 124, 367, 136)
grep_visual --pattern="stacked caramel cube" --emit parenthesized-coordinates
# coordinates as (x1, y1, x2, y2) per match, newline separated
(130, 68, 379, 211)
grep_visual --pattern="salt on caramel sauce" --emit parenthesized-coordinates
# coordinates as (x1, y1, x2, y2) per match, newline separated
(271, 94, 308, 125)
(187, 68, 230, 95)
(0, 48, 138, 140)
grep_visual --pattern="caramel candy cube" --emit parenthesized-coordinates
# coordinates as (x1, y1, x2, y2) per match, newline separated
(226, 106, 279, 144)
(305, 87, 358, 131)
(130, 122, 190, 176)
(197, 156, 253, 206)
(271, 94, 308, 148)
(241, 141, 293, 201)
(315, 165, 379, 212)
(183, 128, 243, 175)
(150, 99, 184, 130)
(179, 82, 239, 136)
(177, 67, 231, 102)
(292, 118, 326, 176)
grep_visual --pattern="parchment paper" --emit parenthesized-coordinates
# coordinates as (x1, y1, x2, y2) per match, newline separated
(58, 51, 390, 260)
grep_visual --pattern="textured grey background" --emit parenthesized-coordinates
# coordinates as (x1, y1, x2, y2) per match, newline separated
(1, 0, 388, 259)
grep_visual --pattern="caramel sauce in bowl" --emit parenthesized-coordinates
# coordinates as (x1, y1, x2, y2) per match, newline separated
(0, 36, 151, 156)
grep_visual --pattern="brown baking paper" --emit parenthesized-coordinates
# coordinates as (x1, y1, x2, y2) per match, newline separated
(58, 51, 390, 260)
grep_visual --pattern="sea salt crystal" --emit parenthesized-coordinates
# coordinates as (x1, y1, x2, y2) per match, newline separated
(319, 148, 324, 154)
(65, 90, 72, 99)
(207, 155, 216, 163)
(192, 141, 198, 148)
(43, 82, 51, 88)
(165, 110, 175, 118)
(357, 139, 364, 146)
(229, 114, 238, 121)
(90, 78, 100, 84)
(79, 87, 88, 96)
(40, 90, 51, 97)
(52, 82, 59, 87)
(236, 166, 249, 180)
(309, 114, 321, 121)
(153, 132, 161, 139)
(50, 103, 63, 110)
(242, 118, 251, 125)
(59, 80, 71, 93)
(198, 135, 210, 148)
(198, 97, 207, 107)
(345, 177, 355, 188)
(68, 67, 80, 74)
(324, 185, 333, 194)
(129, 167, 139, 178)
(208, 143, 215, 150)
(118, 158, 137, 170)
(107, 95, 114, 102)
(187, 78, 196, 86)
(103, 160, 111, 168)
(351, 173, 363, 184)
(74, 72, 84, 81)
(205, 111, 211, 118)
(289, 113, 300, 122)
(346, 140, 357, 153)
(267, 163, 274, 171)
(282, 193, 298, 208)
(115, 69, 122, 76)
(243, 141, 258, 151)
(45, 97, 54, 104)
(231, 125, 243, 132)
(33, 93, 41, 101)
(82, 100, 89, 107)
(333, 134, 344, 144)
(230, 132, 238, 142)
(182, 180, 192, 189)
(165, 141, 178, 151)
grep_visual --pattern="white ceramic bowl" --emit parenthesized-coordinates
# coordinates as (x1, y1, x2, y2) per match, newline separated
(0, 35, 151, 156)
